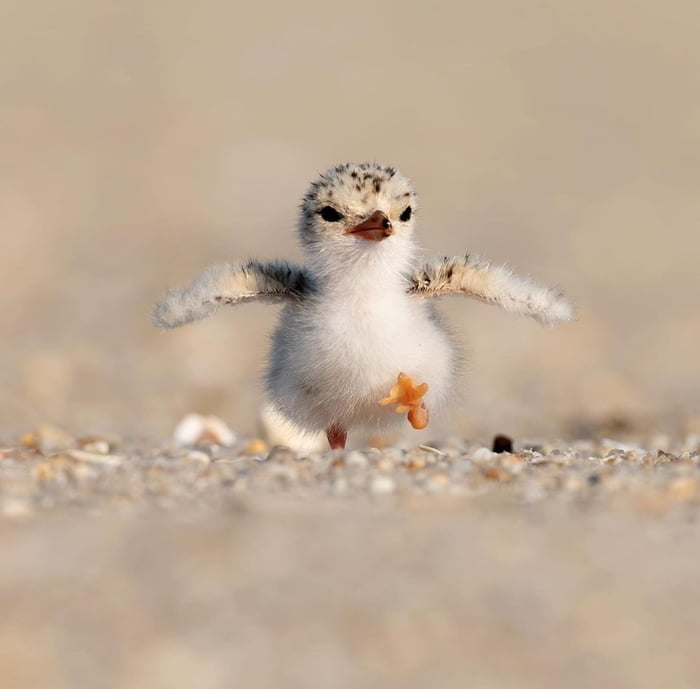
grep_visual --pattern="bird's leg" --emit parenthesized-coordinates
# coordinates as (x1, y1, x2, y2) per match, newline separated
(326, 425, 347, 450)
(378, 373, 430, 430)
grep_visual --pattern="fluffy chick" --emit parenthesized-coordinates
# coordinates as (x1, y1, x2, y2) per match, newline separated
(153, 162, 574, 449)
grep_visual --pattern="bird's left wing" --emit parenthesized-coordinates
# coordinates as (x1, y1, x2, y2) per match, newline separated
(408, 254, 574, 325)
(152, 260, 312, 329)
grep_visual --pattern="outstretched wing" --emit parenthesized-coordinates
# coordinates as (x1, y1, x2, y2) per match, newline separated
(152, 260, 313, 329)
(408, 254, 574, 325)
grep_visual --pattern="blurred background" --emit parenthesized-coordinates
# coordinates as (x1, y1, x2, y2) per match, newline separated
(1, 0, 698, 442)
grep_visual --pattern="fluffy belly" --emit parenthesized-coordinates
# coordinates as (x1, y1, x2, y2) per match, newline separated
(267, 302, 456, 432)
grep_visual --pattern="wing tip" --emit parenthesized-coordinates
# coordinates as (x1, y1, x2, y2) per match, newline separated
(151, 290, 185, 330)
(151, 287, 219, 330)
(534, 290, 577, 326)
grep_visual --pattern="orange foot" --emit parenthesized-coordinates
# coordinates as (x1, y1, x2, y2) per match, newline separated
(378, 372, 430, 430)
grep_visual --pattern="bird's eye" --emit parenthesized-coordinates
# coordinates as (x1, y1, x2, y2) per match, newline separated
(400, 206, 412, 222)
(320, 206, 343, 222)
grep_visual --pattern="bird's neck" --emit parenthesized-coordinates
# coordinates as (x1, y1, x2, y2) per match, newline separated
(306, 240, 416, 301)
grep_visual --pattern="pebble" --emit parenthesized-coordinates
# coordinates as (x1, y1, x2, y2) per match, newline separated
(370, 476, 395, 495)
(345, 451, 369, 468)
(33, 462, 54, 482)
(601, 438, 645, 454)
(405, 456, 426, 471)
(267, 447, 297, 463)
(376, 458, 395, 474)
(501, 454, 526, 474)
(331, 478, 348, 495)
(244, 439, 269, 455)
(425, 473, 449, 493)
(482, 466, 511, 482)
(380, 448, 404, 463)
(525, 452, 548, 465)
(267, 463, 298, 482)
(20, 425, 75, 455)
(492, 435, 513, 453)
(471, 447, 496, 463)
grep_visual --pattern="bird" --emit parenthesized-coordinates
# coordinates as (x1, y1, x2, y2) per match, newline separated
(152, 162, 574, 450)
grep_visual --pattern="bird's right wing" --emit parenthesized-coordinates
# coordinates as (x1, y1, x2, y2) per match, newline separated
(152, 260, 312, 329)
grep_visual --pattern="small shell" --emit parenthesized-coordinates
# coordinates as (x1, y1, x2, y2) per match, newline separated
(78, 437, 112, 454)
(67, 449, 123, 466)
(173, 414, 237, 447)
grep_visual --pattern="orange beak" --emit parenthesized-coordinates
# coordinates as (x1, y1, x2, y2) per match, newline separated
(346, 210, 393, 241)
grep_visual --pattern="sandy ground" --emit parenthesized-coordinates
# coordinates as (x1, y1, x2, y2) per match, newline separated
(2, 428, 700, 688)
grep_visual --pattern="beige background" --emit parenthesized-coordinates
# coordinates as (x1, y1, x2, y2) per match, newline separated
(1, 0, 698, 441)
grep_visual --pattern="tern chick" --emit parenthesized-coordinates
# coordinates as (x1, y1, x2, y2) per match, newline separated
(153, 162, 574, 449)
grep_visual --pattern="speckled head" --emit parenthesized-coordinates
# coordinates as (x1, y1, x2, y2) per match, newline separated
(299, 162, 417, 251)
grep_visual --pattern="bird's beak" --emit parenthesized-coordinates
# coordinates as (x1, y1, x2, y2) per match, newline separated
(346, 210, 393, 241)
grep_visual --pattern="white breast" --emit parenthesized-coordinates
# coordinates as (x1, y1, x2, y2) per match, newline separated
(266, 268, 457, 433)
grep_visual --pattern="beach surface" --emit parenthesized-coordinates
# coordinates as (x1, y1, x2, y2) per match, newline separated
(2, 429, 699, 689)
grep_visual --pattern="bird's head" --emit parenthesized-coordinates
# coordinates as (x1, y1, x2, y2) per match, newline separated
(299, 162, 418, 274)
